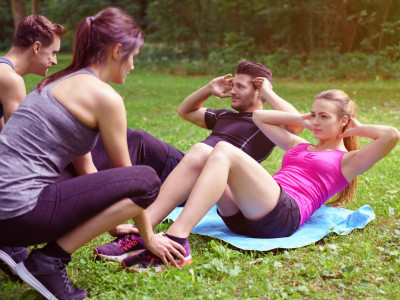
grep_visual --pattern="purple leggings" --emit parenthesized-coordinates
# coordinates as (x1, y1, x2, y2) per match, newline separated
(0, 166, 160, 247)
(58, 128, 184, 183)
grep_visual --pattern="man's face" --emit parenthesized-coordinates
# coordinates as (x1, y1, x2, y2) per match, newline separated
(230, 73, 258, 112)
(32, 35, 61, 77)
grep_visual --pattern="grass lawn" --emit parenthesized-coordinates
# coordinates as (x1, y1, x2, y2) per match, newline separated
(1, 55, 399, 299)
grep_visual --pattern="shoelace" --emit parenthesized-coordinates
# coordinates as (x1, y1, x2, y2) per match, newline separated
(56, 259, 73, 294)
(117, 235, 139, 251)
(141, 250, 161, 266)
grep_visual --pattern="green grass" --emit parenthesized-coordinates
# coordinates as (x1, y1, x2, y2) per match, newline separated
(1, 55, 400, 299)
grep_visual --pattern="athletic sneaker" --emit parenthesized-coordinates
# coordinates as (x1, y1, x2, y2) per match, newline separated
(122, 235, 192, 273)
(0, 246, 28, 281)
(93, 234, 146, 262)
(16, 249, 87, 300)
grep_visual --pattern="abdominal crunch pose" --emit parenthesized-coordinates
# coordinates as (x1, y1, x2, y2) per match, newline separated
(98, 85, 399, 273)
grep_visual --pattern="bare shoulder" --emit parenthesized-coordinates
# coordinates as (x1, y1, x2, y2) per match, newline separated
(0, 68, 25, 103)
(0, 67, 24, 90)
(55, 74, 122, 107)
(342, 150, 360, 163)
(341, 149, 362, 181)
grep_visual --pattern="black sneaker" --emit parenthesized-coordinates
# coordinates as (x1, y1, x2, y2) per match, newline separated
(0, 246, 28, 281)
(16, 249, 87, 300)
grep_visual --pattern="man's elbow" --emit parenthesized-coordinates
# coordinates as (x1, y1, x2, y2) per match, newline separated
(252, 110, 263, 126)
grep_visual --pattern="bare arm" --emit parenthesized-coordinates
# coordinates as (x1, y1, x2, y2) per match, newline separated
(253, 110, 310, 151)
(254, 77, 303, 135)
(133, 210, 185, 267)
(177, 74, 233, 128)
(341, 119, 400, 182)
(0, 72, 26, 124)
(72, 152, 98, 176)
(96, 90, 131, 168)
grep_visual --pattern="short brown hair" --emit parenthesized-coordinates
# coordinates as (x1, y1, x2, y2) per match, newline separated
(12, 15, 66, 49)
(235, 61, 272, 83)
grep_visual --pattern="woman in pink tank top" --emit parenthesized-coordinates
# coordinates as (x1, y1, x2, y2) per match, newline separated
(157, 81, 399, 243)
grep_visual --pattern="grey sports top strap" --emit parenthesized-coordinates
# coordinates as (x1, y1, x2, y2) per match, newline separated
(0, 57, 15, 70)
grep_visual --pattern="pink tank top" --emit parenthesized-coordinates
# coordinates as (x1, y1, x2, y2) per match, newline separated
(273, 143, 349, 226)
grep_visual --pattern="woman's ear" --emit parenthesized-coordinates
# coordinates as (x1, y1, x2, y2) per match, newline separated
(341, 115, 349, 128)
(112, 43, 123, 61)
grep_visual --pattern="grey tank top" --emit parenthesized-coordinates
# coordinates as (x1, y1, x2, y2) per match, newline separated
(0, 68, 99, 219)
(0, 58, 15, 119)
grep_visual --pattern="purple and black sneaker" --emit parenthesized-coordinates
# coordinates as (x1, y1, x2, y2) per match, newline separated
(16, 249, 87, 300)
(93, 234, 146, 262)
(0, 246, 28, 282)
(121, 234, 192, 273)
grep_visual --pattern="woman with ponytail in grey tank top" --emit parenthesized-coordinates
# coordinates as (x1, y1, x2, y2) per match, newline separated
(0, 8, 185, 300)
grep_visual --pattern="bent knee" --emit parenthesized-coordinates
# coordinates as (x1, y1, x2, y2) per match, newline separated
(127, 129, 148, 143)
(213, 141, 237, 156)
(210, 142, 239, 162)
(127, 166, 160, 209)
(182, 143, 213, 168)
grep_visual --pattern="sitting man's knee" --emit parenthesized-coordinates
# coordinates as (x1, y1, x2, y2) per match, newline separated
(214, 141, 234, 153)
(185, 143, 213, 165)
(182, 143, 213, 169)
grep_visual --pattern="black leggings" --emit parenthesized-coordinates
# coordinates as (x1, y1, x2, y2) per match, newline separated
(0, 166, 160, 247)
(58, 128, 184, 183)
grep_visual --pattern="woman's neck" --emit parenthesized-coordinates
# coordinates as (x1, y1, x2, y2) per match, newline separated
(313, 138, 347, 152)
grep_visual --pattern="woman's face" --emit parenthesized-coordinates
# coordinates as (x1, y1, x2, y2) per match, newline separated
(114, 48, 139, 84)
(310, 99, 345, 140)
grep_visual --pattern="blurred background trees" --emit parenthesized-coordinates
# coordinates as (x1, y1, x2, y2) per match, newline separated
(1, 0, 399, 79)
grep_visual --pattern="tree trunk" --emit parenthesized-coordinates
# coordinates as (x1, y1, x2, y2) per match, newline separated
(10, 0, 26, 28)
(308, 6, 314, 54)
(376, 0, 392, 75)
(31, 0, 40, 15)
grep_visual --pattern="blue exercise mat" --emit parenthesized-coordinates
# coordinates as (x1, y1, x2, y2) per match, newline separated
(165, 205, 375, 251)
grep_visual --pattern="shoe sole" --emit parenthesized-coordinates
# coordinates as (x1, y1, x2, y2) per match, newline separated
(16, 262, 57, 300)
(0, 249, 17, 274)
(122, 255, 193, 273)
(93, 248, 144, 262)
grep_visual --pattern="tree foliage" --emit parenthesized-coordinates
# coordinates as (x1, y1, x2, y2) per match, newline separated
(1, 0, 399, 79)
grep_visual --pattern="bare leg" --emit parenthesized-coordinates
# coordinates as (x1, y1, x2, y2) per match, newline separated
(57, 198, 144, 253)
(167, 141, 281, 238)
(146, 143, 213, 228)
(216, 186, 240, 216)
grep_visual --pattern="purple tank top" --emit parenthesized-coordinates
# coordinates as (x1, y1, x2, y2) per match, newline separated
(273, 143, 349, 226)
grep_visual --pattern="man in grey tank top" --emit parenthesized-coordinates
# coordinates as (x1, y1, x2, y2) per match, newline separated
(0, 15, 65, 132)
(0, 14, 66, 281)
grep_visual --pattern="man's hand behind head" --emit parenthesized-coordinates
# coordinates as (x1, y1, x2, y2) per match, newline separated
(208, 74, 233, 98)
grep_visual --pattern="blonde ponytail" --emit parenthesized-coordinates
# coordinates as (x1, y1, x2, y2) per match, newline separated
(315, 90, 360, 207)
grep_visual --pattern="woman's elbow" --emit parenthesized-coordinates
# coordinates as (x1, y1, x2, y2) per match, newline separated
(390, 126, 400, 143)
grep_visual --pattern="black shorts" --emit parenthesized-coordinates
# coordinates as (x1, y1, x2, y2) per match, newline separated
(218, 187, 301, 238)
